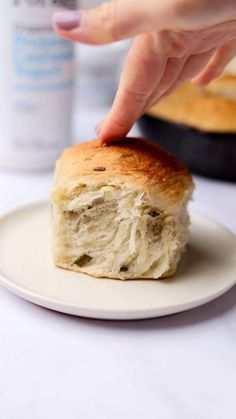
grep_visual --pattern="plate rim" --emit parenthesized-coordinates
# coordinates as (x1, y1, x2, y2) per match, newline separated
(0, 200, 235, 320)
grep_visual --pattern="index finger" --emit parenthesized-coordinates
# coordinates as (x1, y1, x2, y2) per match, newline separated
(99, 35, 167, 144)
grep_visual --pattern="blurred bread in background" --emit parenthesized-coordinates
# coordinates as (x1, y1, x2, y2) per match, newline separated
(139, 59, 236, 181)
(147, 73, 236, 133)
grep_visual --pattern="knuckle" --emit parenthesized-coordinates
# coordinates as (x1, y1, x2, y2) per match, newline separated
(135, 53, 160, 68)
(130, 34, 165, 67)
(98, 2, 120, 41)
(145, 33, 166, 62)
(122, 87, 149, 103)
(109, 118, 129, 130)
(158, 30, 191, 58)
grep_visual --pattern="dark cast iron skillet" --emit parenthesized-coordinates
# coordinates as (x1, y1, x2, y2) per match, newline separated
(139, 114, 236, 181)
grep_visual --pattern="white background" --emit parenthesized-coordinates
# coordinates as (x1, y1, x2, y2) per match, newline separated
(0, 45, 236, 418)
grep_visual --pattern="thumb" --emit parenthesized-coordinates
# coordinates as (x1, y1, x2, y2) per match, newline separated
(53, 0, 157, 45)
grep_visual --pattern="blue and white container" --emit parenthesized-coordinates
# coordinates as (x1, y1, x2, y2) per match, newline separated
(0, 0, 76, 171)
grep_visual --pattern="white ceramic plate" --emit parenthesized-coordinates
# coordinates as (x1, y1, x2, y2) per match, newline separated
(0, 202, 235, 320)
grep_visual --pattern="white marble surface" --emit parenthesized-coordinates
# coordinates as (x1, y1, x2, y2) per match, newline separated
(0, 105, 236, 419)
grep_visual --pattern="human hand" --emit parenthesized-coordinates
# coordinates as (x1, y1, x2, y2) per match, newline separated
(54, 0, 236, 144)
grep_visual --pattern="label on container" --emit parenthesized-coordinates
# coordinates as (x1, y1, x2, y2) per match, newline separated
(0, 1, 76, 169)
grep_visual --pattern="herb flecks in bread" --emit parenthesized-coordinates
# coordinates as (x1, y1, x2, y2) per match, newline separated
(52, 138, 194, 280)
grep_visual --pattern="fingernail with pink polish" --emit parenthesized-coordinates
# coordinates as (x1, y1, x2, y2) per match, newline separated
(53, 11, 80, 31)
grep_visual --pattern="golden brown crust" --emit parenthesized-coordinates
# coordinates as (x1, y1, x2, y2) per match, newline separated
(147, 74, 236, 133)
(54, 138, 193, 207)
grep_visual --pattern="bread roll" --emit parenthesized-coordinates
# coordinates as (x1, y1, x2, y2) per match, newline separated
(52, 138, 194, 280)
(148, 74, 236, 133)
